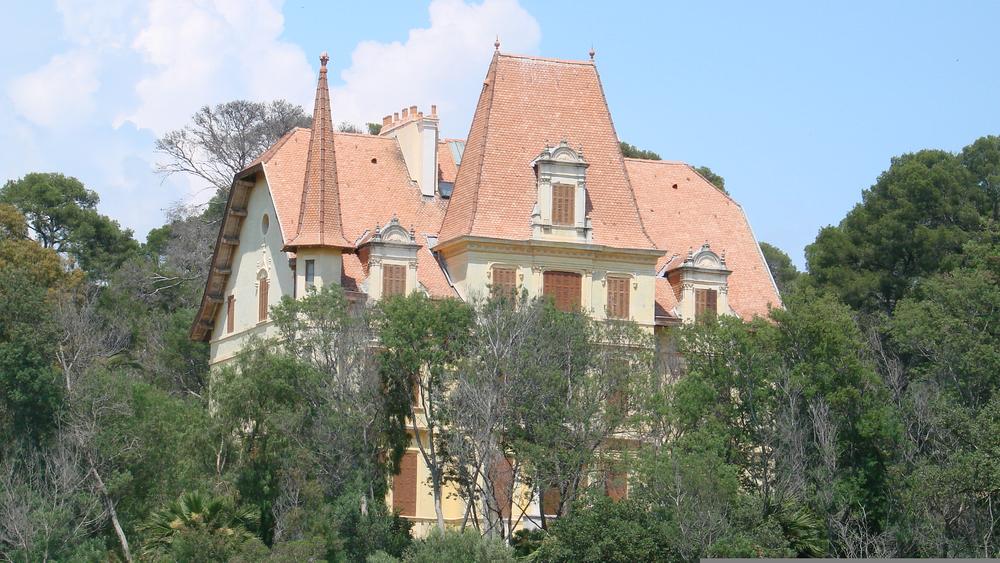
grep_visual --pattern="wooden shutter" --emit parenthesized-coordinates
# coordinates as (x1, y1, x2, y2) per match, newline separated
(383, 264, 407, 297)
(552, 183, 575, 226)
(258, 278, 269, 322)
(605, 470, 627, 501)
(543, 271, 582, 312)
(226, 295, 235, 333)
(606, 277, 630, 319)
(489, 456, 514, 519)
(695, 288, 718, 319)
(393, 451, 417, 517)
(541, 486, 561, 516)
(491, 267, 517, 299)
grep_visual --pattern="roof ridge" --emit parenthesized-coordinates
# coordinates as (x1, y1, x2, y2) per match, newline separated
(467, 51, 500, 238)
(498, 52, 594, 66)
(592, 62, 658, 250)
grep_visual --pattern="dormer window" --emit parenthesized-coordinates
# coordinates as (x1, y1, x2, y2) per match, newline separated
(667, 243, 732, 323)
(552, 183, 575, 225)
(531, 140, 592, 243)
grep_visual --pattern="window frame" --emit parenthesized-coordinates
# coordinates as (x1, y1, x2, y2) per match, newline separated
(258, 277, 269, 322)
(543, 270, 582, 312)
(304, 259, 315, 289)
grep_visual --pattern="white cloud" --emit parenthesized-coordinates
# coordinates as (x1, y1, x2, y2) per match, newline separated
(7, 50, 101, 127)
(122, 0, 315, 134)
(332, 0, 541, 137)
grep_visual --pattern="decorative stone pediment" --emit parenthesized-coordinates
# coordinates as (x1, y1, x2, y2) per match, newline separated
(532, 140, 589, 168)
(683, 243, 728, 271)
(372, 216, 417, 245)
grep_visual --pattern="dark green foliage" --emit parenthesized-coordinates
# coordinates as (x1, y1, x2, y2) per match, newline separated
(759, 241, 799, 294)
(139, 491, 260, 557)
(619, 141, 661, 160)
(0, 266, 62, 444)
(1, 172, 138, 276)
(401, 529, 515, 563)
(535, 497, 676, 562)
(694, 165, 726, 193)
(806, 147, 989, 312)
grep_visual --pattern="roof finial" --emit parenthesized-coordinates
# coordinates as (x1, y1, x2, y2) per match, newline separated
(494, 35, 500, 51)
(319, 51, 330, 68)
(589, 45, 595, 60)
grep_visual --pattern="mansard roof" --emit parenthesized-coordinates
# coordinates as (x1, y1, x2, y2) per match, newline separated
(438, 53, 656, 250)
(626, 158, 781, 320)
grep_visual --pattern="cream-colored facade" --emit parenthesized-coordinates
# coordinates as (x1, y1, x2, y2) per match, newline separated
(192, 49, 781, 534)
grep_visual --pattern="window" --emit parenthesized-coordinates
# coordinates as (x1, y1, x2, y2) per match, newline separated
(606, 276, 630, 319)
(542, 485, 561, 516)
(383, 264, 406, 297)
(543, 271, 582, 312)
(695, 288, 718, 319)
(552, 183, 575, 225)
(226, 295, 235, 333)
(258, 277, 269, 322)
(261, 213, 269, 235)
(392, 451, 417, 517)
(305, 259, 315, 289)
(491, 266, 517, 299)
(604, 470, 627, 501)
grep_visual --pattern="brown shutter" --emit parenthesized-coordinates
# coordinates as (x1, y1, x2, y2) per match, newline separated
(383, 264, 407, 297)
(226, 295, 235, 333)
(552, 183, 575, 226)
(606, 277, 629, 319)
(393, 451, 418, 517)
(489, 456, 514, 519)
(491, 267, 517, 299)
(258, 278, 269, 322)
(695, 288, 718, 319)
(543, 271, 581, 312)
(542, 486, 561, 516)
(605, 470, 627, 501)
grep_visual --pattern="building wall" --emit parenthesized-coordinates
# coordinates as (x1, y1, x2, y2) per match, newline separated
(439, 239, 660, 328)
(209, 175, 293, 367)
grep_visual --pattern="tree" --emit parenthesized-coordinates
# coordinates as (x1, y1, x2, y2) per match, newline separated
(962, 135, 1000, 221)
(139, 491, 260, 558)
(155, 100, 311, 198)
(0, 173, 138, 276)
(376, 294, 474, 531)
(695, 165, 727, 193)
(619, 141, 661, 160)
(806, 149, 988, 313)
(759, 242, 800, 295)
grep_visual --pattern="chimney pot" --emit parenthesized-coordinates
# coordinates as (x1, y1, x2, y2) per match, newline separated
(393, 112, 399, 122)
(431, 104, 437, 116)
(409, 105, 417, 116)
(382, 115, 391, 126)
(418, 111, 423, 118)
(401, 108, 408, 119)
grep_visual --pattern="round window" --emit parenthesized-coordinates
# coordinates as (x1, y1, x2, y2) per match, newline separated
(261, 214, 270, 235)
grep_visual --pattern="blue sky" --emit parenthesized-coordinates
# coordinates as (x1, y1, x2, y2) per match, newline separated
(3, 1, 999, 267)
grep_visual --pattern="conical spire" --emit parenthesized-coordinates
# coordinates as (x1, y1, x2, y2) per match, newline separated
(288, 52, 352, 249)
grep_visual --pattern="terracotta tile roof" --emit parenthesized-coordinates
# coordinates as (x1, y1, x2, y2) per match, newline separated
(286, 54, 352, 249)
(627, 158, 781, 320)
(439, 53, 655, 250)
(438, 140, 458, 184)
(254, 127, 456, 298)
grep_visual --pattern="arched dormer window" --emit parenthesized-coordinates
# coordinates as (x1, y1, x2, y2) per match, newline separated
(666, 243, 732, 322)
(531, 140, 592, 242)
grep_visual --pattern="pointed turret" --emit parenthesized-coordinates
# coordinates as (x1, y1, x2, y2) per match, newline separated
(287, 52, 353, 249)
